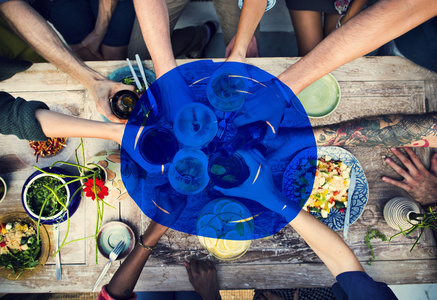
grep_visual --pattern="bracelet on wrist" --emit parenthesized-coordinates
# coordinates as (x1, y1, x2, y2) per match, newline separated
(138, 236, 157, 251)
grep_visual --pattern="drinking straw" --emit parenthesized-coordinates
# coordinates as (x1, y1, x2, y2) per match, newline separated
(126, 58, 142, 91)
(135, 54, 149, 89)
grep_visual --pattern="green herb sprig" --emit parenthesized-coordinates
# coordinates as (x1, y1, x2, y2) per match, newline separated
(365, 227, 387, 265)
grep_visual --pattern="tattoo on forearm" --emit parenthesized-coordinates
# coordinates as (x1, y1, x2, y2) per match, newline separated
(316, 114, 437, 147)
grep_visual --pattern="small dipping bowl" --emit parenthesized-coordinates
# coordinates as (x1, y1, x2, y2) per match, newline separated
(297, 73, 341, 118)
(97, 221, 135, 260)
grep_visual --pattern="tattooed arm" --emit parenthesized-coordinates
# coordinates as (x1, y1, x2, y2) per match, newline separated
(265, 113, 437, 160)
(315, 114, 437, 148)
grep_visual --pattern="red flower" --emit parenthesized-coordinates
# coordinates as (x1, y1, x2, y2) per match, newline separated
(84, 178, 108, 201)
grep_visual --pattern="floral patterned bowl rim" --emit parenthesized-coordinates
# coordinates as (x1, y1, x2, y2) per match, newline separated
(282, 146, 369, 231)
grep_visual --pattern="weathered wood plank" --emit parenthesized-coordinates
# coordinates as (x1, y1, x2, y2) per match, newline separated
(0, 259, 435, 293)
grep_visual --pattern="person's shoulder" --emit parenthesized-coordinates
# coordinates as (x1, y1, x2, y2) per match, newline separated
(333, 271, 398, 300)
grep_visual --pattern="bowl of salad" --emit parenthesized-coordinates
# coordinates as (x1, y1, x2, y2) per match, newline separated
(21, 167, 82, 225)
(0, 212, 49, 280)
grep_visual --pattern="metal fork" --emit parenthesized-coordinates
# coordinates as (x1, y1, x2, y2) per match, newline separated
(91, 240, 125, 292)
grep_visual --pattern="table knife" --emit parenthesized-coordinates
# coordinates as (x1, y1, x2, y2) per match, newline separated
(343, 168, 356, 239)
(54, 225, 62, 281)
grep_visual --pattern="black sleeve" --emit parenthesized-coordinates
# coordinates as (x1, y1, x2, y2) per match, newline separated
(0, 91, 49, 141)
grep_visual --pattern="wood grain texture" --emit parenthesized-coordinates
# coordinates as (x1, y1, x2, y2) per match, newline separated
(0, 58, 436, 292)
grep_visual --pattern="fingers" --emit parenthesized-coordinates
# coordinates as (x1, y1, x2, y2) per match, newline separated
(381, 176, 409, 190)
(402, 147, 428, 173)
(389, 148, 421, 177)
(213, 185, 229, 195)
(232, 111, 253, 128)
(384, 156, 413, 180)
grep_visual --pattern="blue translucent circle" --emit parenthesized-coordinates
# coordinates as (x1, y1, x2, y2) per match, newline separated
(121, 60, 316, 240)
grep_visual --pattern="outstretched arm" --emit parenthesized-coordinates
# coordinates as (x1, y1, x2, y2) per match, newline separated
(103, 183, 187, 299)
(105, 221, 167, 299)
(0, 1, 134, 122)
(278, 0, 437, 94)
(265, 113, 437, 161)
(215, 150, 364, 278)
(314, 114, 437, 148)
(226, 0, 267, 62)
(133, 0, 176, 78)
(35, 109, 125, 144)
(291, 209, 364, 277)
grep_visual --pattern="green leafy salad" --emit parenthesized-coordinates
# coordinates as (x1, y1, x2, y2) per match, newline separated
(0, 222, 41, 275)
(123, 77, 149, 93)
(26, 176, 68, 217)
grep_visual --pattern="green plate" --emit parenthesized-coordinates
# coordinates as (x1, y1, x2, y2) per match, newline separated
(297, 73, 341, 118)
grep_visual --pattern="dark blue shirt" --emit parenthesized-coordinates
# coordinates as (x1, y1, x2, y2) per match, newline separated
(395, 17, 437, 73)
(332, 271, 398, 300)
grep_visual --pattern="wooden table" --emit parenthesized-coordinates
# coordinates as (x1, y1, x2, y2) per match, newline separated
(0, 57, 437, 293)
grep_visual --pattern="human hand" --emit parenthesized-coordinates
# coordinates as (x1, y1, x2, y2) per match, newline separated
(382, 147, 437, 206)
(214, 149, 301, 221)
(152, 182, 187, 227)
(233, 78, 290, 139)
(80, 31, 104, 58)
(89, 78, 135, 123)
(183, 259, 221, 300)
(225, 35, 259, 58)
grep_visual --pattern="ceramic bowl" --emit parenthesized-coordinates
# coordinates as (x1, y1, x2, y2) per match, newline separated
(97, 221, 135, 260)
(21, 167, 81, 225)
(0, 212, 49, 280)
